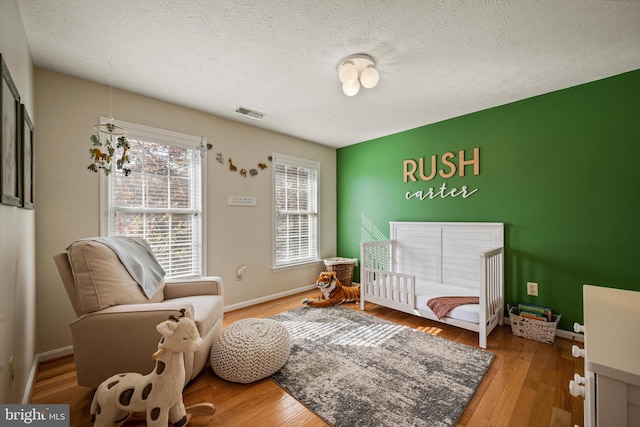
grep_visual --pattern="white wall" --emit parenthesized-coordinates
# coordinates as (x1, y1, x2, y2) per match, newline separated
(0, 0, 35, 404)
(34, 68, 337, 354)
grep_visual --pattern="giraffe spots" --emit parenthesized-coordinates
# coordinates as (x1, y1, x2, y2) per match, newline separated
(155, 360, 166, 375)
(142, 383, 153, 400)
(175, 415, 188, 427)
(150, 407, 161, 421)
(107, 380, 119, 389)
(118, 388, 135, 406)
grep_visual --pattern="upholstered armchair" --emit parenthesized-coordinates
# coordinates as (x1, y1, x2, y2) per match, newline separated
(53, 238, 224, 388)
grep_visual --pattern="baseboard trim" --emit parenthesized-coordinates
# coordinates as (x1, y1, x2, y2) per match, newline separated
(23, 345, 74, 404)
(224, 284, 316, 313)
(37, 345, 74, 362)
(555, 328, 584, 342)
(22, 358, 38, 404)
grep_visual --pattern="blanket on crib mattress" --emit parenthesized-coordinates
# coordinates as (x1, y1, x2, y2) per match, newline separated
(413, 282, 481, 324)
(428, 296, 480, 319)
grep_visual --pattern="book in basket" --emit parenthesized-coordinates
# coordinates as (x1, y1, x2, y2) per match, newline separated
(517, 303, 553, 321)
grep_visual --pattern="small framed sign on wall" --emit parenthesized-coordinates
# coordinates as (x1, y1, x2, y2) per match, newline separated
(227, 195, 257, 207)
(1, 54, 22, 207)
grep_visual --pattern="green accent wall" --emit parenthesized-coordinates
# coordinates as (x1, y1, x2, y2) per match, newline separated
(336, 69, 640, 330)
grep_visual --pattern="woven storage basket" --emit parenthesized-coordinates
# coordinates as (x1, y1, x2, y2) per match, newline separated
(509, 306, 561, 344)
(324, 257, 358, 286)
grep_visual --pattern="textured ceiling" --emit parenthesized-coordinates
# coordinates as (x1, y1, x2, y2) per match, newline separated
(16, 0, 640, 148)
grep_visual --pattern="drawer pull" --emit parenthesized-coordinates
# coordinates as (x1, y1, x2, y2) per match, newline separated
(573, 322, 585, 334)
(573, 373, 585, 384)
(572, 345, 585, 358)
(569, 380, 585, 397)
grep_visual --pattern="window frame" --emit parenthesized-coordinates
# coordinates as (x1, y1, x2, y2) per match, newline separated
(272, 152, 320, 269)
(99, 118, 207, 279)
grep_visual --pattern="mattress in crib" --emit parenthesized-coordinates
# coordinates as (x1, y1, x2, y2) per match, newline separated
(414, 282, 480, 324)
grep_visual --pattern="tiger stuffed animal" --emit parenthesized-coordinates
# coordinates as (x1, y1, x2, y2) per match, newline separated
(301, 271, 360, 307)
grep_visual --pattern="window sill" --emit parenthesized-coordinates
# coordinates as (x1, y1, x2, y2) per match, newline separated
(272, 259, 323, 272)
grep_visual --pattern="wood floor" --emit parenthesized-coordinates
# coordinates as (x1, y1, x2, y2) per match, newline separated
(31, 289, 584, 426)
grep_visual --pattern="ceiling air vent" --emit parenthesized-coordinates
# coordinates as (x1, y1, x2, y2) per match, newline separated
(235, 107, 265, 121)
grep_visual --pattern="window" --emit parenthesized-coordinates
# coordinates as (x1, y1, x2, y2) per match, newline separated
(101, 119, 205, 279)
(273, 153, 319, 268)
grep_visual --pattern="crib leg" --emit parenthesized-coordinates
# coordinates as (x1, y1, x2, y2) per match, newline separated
(479, 334, 487, 349)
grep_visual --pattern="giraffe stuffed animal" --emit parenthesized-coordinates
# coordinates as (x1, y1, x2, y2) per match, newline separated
(90, 310, 203, 427)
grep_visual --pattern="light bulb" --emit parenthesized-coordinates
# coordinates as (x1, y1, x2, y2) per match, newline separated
(360, 66, 379, 89)
(338, 61, 358, 84)
(342, 80, 360, 96)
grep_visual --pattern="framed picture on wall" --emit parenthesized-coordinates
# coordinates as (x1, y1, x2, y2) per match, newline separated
(1, 54, 22, 207)
(21, 104, 34, 209)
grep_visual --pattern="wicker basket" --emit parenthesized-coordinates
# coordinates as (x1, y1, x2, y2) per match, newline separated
(323, 257, 358, 286)
(509, 306, 561, 344)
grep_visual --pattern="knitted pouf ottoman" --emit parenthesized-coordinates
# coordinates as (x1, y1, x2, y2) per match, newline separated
(210, 318, 290, 384)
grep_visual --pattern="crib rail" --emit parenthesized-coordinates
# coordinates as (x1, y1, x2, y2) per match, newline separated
(360, 239, 394, 271)
(360, 240, 415, 311)
(479, 246, 504, 348)
(360, 268, 416, 311)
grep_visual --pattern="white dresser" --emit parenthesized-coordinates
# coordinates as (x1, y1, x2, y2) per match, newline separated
(571, 285, 640, 427)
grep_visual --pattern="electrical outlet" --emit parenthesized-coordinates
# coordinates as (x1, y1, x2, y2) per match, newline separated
(527, 282, 539, 296)
(8, 356, 14, 388)
(236, 264, 247, 281)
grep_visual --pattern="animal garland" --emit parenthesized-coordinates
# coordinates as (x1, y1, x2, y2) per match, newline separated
(215, 152, 271, 178)
(88, 123, 132, 176)
(302, 271, 361, 307)
(88, 128, 270, 179)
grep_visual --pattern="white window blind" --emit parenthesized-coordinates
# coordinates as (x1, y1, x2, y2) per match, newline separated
(103, 119, 204, 279)
(273, 153, 319, 268)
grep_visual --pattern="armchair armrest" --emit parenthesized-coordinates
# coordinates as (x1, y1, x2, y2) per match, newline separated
(73, 300, 196, 320)
(163, 276, 224, 300)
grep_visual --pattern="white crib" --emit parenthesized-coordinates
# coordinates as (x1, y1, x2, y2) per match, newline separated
(360, 221, 504, 348)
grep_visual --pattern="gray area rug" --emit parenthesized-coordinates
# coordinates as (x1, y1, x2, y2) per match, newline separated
(270, 306, 494, 427)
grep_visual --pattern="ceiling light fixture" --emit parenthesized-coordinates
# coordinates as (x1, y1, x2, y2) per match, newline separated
(338, 54, 379, 97)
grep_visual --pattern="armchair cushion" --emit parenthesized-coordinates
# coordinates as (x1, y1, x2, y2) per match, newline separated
(67, 240, 165, 314)
(167, 295, 224, 337)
